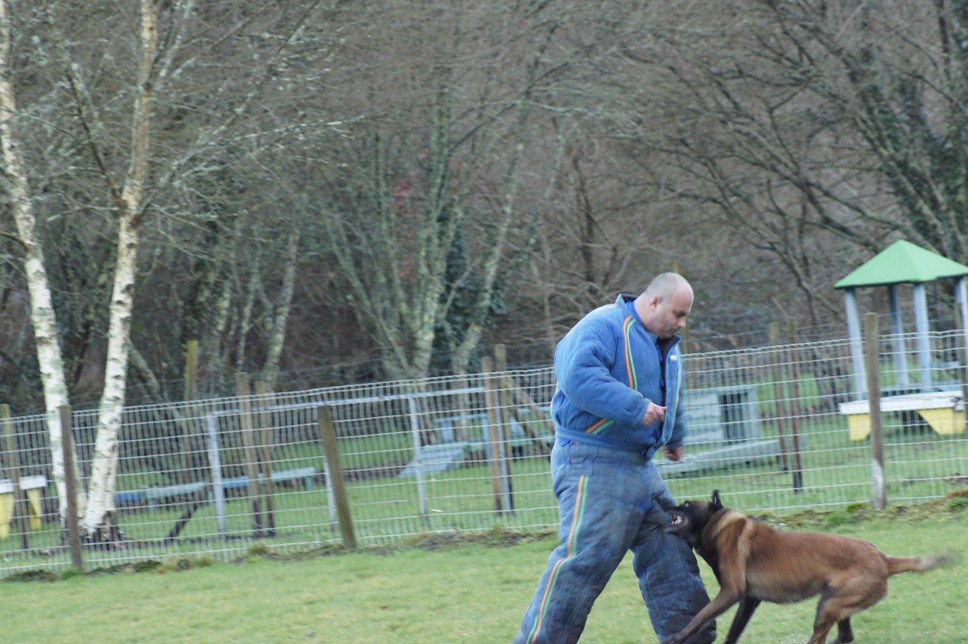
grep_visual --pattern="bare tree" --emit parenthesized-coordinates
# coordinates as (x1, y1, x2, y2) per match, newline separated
(606, 1, 968, 324)
(0, 0, 79, 521)
(0, 0, 325, 537)
(307, 1, 569, 378)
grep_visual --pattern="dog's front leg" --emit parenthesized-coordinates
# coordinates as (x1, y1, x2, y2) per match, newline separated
(665, 586, 743, 644)
(723, 596, 760, 644)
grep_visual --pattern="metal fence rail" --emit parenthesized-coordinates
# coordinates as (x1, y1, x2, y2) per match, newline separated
(1, 330, 967, 577)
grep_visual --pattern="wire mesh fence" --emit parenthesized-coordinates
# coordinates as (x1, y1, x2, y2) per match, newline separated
(2, 329, 967, 578)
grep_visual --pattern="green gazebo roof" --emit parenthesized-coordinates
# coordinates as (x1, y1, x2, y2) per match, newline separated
(834, 240, 968, 289)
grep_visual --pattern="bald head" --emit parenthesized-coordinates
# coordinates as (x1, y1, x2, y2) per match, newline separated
(644, 272, 692, 300)
(635, 272, 693, 339)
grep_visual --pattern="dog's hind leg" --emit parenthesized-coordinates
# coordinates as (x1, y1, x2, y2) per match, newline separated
(722, 596, 760, 644)
(807, 613, 835, 644)
(807, 589, 840, 644)
(833, 617, 853, 643)
(810, 576, 884, 644)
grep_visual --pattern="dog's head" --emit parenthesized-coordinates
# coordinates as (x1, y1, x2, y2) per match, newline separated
(665, 489, 725, 548)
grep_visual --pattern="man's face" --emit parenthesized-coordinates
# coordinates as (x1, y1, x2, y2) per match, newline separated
(652, 288, 693, 339)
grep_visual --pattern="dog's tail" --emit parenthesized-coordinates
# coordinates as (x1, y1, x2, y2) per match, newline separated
(886, 551, 957, 575)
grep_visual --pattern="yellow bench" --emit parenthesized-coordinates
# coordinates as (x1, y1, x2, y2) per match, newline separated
(0, 474, 45, 539)
(838, 391, 965, 441)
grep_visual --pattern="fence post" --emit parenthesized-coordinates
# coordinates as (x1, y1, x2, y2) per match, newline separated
(494, 345, 514, 510)
(318, 405, 356, 549)
(406, 395, 429, 526)
(482, 356, 512, 515)
(178, 339, 199, 484)
(2, 404, 28, 550)
(786, 323, 805, 493)
(253, 380, 276, 536)
(768, 323, 790, 472)
(863, 313, 887, 510)
(59, 405, 84, 571)
(206, 415, 227, 538)
(236, 372, 264, 536)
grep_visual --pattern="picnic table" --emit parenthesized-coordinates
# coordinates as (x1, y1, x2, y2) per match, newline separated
(838, 391, 965, 440)
(0, 474, 46, 538)
(116, 466, 317, 510)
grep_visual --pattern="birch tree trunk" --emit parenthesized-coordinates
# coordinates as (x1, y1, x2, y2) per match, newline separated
(0, 0, 81, 522)
(261, 227, 300, 391)
(81, 0, 156, 537)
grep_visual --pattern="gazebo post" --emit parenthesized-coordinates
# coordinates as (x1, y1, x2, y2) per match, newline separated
(888, 285, 909, 390)
(957, 277, 968, 397)
(913, 283, 932, 391)
(844, 288, 867, 398)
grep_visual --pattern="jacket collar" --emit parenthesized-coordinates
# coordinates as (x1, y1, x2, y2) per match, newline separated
(616, 293, 682, 350)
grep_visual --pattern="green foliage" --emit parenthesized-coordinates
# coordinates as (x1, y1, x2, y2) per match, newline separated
(246, 543, 271, 557)
(824, 503, 868, 528)
(4, 569, 59, 583)
(58, 568, 86, 581)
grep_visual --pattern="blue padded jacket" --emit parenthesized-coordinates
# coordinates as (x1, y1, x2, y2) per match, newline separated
(551, 294, 687, 457)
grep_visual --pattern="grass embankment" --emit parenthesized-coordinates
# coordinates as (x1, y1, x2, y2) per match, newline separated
(2, 499, 966, 643)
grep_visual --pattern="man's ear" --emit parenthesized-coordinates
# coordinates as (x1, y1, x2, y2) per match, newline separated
(711, 489, 722, 510)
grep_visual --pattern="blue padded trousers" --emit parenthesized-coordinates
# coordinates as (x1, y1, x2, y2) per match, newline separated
(514, 439, 715, 644)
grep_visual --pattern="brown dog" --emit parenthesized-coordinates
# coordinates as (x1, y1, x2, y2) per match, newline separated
(664, 490, 953, 644)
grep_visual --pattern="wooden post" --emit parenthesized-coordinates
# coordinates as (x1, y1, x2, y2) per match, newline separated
(253, 380, 276, 535)
(768, 323, 790, 472)
(482, 356, 511, 515)
(235, 372, 264, 536)
(184, 339, 199, 401)
(59, 405, 84, 571)
(786, 323, 805, 494)
(2, 404, 29, 549)
(178, 339, 199, 484)
(493, 345, 514, 510)
(864, 313, 887, 510)
(318, 405, 356, 549)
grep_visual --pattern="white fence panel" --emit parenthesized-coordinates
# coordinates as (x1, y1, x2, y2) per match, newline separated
(1, 332, 967, 577)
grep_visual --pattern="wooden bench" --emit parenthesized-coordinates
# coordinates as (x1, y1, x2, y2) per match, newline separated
(134, 466, 317, 510)
(431, 411, 535, 447)
(838, 391, 965, 440)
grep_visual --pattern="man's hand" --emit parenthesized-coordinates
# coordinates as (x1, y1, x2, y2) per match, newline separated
(662, 446, 685, 462)
(643, 402, 666, 426)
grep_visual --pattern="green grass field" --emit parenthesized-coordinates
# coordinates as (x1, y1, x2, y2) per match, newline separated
(2, 503, 966, 643)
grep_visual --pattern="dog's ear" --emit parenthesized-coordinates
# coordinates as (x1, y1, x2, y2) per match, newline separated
(711, 489, 722, 510)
